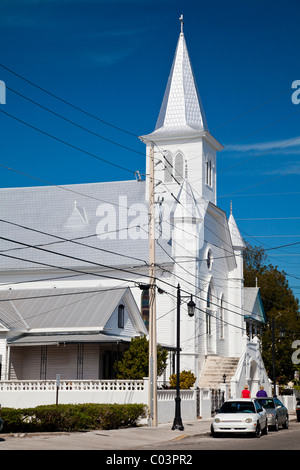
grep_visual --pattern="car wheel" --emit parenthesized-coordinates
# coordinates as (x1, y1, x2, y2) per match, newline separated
(210, 425, 217, 438)
(255, 422, 261, 438)
(262, 419, 268, 435)
(282, 415, 289, 429)
(273, 416, 279, 431)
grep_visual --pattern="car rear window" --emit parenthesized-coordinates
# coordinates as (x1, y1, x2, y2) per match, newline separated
(219, 401, 255, 413)
(256, 398, 274, 409)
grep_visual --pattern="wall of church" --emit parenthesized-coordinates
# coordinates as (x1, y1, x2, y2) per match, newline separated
(198, 211, 235, 360)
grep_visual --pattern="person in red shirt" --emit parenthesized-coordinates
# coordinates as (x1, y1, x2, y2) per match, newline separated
(241, 385, 251, 398)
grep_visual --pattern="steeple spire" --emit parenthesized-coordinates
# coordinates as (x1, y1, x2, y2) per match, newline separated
(146, 18, 208, 139)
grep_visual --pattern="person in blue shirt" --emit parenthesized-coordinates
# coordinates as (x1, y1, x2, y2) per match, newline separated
(256, 386, 268, 397)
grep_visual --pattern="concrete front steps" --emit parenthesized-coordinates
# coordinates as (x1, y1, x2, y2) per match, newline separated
(199, 355, 239, 391)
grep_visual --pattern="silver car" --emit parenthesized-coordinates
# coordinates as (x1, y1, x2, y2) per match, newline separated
(255, 397, 289, 431)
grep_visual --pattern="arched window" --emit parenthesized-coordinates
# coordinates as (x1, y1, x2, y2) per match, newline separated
(118, 304, 124, 329)
(206, 249, 213, 270)
(141, 290, 149, 330)
(207, 284, 212, 308)
(164, 153, 173, 183)
(206, 283, 213, 335)
(205, 159, 213, 187)
(174, 153, 184, 182)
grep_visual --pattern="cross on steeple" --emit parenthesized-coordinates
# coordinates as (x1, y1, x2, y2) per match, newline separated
(179, 14, 184, 34)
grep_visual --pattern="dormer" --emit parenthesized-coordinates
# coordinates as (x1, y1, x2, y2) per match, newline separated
(64, 201, 89, 229)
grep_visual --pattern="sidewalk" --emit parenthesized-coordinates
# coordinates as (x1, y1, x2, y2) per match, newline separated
(0, 417, 213, 450)
(88, 417, 213, 450)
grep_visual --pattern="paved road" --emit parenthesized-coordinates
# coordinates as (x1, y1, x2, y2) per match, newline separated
(0, 418, 298, 451)
(142, 421, 300, 450)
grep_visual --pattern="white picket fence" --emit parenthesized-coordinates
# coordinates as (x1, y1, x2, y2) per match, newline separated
(0, 378, 213, 423)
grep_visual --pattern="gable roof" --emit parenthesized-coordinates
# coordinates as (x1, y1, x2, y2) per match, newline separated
(0, 286, 147, 333)
(0, 179, 172, 273)
(228, 211, 246, 250)
(206, 202, 237, 272)
(172, 177, 203, 223)
(244, 287, 267, 324)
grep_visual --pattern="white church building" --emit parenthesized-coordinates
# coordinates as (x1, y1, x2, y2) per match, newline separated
(0, 20, 270, 398)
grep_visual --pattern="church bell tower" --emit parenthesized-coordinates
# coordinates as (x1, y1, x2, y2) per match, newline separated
(140, 15, 223, 204)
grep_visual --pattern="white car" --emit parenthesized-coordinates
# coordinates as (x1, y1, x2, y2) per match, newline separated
(211, 398, 268, 438)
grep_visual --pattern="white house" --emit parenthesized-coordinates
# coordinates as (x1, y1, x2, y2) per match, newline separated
(0, 19, 270, 397)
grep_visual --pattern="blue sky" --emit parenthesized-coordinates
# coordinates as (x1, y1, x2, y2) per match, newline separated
(0, 0, 300, 303)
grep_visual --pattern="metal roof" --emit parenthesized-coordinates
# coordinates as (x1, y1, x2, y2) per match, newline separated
(7, 332, 132, 346)
(0, 286, 129, 330)
(0, 179, 173, 272)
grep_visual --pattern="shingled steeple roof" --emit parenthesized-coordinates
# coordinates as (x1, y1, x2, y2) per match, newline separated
(148, 16, 208, 138)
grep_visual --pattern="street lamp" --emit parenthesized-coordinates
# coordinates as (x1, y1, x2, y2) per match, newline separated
(187, 295, 196, 317)
(223, 374, 226, 383)
(172, 284, 196, 431)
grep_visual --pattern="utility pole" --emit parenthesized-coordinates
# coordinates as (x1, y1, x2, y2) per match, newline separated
(148, 141, 158, 426)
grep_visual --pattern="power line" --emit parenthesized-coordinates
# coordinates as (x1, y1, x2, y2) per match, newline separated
(0, 285, 130, 303)
(0, 218, 149, 266)
(0, 229, 260, 323)
(236, 217, 300, 221)
(219, 191, 300, 199)
(4, 64, 297, 203)
(5, 84, 144, 157)
(0, 239, 155, 292)
(0, 212, 297, 337)
(0, 162, 151, 221)
(0, 108, 137, 175)
(0, 62, 138, 138)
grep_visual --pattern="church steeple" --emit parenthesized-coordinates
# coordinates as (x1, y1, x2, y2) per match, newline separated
(149, 15, 208, 138)
(140, 17, 223, 206)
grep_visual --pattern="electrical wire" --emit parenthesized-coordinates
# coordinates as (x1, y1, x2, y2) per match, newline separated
(0, 108, 137, 175)
(0, 62, 138, 138)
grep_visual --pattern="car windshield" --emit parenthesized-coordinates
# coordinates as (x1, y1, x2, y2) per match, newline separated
(256, 398, 275, 409)
(219, 401, 255, 414)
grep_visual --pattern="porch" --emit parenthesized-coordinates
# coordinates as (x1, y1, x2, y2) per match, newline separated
(6, 336, 130, 381)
